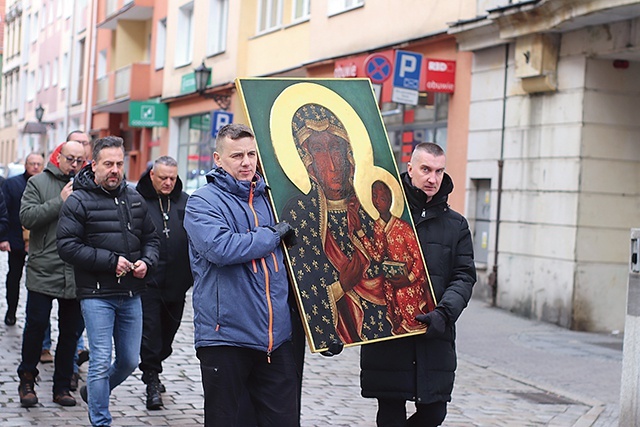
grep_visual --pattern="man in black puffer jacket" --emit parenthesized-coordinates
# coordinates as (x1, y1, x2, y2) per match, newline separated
(360, 142, 476, 427)
(136, 156, 192, 410)
(57, 136, 159, 427)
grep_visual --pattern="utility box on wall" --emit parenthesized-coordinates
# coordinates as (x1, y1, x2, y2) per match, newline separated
(515, 34, 560, 93)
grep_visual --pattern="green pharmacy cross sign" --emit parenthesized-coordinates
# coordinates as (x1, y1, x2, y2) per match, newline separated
(129, 100, 169, 128)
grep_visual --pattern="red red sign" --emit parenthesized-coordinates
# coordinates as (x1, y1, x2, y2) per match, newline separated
(425, 59, 456, 93)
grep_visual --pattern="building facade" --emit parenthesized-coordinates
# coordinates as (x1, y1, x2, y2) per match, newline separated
(450, 0, 640, 332)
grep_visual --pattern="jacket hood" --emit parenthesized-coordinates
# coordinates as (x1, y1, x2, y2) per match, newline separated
(401, 171, 453, 210)
(136, 167, 184, 201)
(205, 167, 267, 199)
(49, 143, 64, 168)
(73, 163, 126, 195)
(44, 160, 70, 181)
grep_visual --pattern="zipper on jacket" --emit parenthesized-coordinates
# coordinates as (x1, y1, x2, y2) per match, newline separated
(248, 181, 274, 360)
(421, 208, 426, 218)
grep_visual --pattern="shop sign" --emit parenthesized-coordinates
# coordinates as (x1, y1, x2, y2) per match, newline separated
(425, 59, 456, 93)
(334, 62, 357, 78)
(129, 100, 168, 128)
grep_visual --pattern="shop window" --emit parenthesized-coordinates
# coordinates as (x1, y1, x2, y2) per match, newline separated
(382, 92, 449, 172)
(177, 113, 214, 193)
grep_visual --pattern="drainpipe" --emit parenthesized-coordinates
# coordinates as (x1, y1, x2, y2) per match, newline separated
(84, 0, 98, 133)
(489, 43, 509, 307)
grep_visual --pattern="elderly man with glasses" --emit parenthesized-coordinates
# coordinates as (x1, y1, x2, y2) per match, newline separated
(0, 153, 44, 326)
(16, 140, 86, 408)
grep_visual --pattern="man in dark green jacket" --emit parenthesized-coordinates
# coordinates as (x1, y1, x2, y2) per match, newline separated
(16, 140, 86, 408)
(360, 142, 476, 427)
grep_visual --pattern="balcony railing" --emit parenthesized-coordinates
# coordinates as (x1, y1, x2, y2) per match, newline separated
(94, 63, 151, 108)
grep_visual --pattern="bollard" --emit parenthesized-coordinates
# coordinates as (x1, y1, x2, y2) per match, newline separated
(620, 228, 640, 426)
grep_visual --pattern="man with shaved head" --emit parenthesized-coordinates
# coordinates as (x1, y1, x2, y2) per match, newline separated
(17, 140, 86, 408)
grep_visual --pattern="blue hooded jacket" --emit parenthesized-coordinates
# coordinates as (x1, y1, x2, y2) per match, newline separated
(184, 167, 292, 354)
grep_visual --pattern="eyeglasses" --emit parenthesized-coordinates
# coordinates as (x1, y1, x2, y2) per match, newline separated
(26, 162, 43, 167)
(62, 154, 84, 165)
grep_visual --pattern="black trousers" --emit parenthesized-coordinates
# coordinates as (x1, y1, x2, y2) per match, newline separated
(5, 248, 26, 317)
(17, 290, 82, 394)
(197, 342, 299, 427)
(139, 289, 185, 377)
(376, 399, 447, 427)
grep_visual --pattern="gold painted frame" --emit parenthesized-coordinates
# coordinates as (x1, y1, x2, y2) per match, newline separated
(236, 78, 436, 353)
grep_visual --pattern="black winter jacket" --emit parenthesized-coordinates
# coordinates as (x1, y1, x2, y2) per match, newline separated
(57, 164, 160, 299)
(0, 173, 29, 250)
(360, 172, 476, 404)
(136, 168, 192, 301)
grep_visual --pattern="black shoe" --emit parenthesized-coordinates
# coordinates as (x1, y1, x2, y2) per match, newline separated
(77, 349, 90, 367)
(79, 385, 88, 404)
(4, 312, 16, 326)
(146, 383, 163, 410)
(70, 372, 80, 391)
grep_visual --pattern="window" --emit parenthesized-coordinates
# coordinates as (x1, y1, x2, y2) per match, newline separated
(207, 0, 228, 56)
(155, 19, 166, 70)
(292, 0, 310, 21)
(44, 63, 50, 89)
(257, 0, 282, 33)
(37, 67, 43, 91)
(177, 113, 214, 193)
(382, 92, 450, 172)
(60, 53, 69, 89)
(52, 58, 59, 86)
(328, 0, 364, 15)
(71, 39, 86, 103)
(97, 49, 107, 78)
(174, 2, 194, 67)
(65, 0, 73, 18)
(41, 5, 47, 29)
(31, 13, 39, 43)
(27, 71, 35, 101)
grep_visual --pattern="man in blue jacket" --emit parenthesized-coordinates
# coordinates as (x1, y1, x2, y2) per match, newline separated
(0, 153, 44, 325)
(184, 123, 298, 427)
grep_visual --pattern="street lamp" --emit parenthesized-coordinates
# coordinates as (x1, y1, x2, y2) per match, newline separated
(193, 61, 231, 111)
(35, 104, 45, 122)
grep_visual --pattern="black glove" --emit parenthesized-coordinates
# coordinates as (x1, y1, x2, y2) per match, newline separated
(415, 308, 447, 339)
(320, 339, 344, 357)
(270, 221, 297, 248)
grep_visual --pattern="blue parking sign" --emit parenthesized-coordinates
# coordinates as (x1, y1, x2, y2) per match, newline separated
(211, 111, 234, 137)
(392, 50, 423, 105)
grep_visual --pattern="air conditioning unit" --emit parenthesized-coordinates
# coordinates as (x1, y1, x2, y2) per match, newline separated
(515, 34, 559, 93)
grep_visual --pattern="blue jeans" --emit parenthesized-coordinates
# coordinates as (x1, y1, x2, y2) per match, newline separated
(81, 296, 142, 426)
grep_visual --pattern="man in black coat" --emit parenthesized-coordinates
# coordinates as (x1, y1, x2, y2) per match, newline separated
(0, 153, 44, 325)
(135, 156, 192, 410)
(57, 136, 159, 426)
(360, 142, 476, 427)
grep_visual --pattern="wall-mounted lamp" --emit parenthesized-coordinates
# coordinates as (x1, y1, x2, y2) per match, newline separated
(194, 61, 232, 111)
(35, 104, 45, 122)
